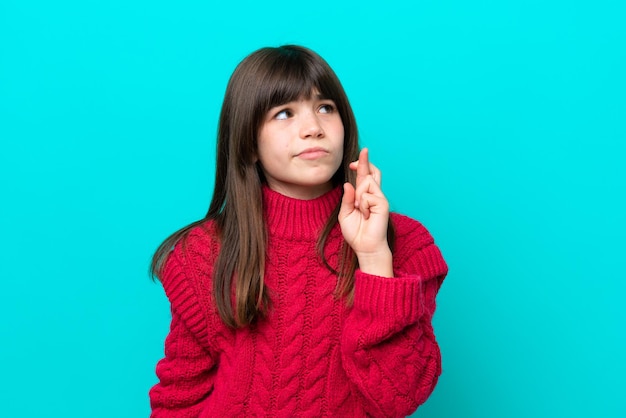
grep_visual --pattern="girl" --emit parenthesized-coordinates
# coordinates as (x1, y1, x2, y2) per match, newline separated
(149, 45, 448, 417)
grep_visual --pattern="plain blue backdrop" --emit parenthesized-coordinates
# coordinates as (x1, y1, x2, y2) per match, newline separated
(1, 1, 624, 416)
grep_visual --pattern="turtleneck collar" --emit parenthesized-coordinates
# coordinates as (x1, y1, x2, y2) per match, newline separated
(262, 185, 343, 240)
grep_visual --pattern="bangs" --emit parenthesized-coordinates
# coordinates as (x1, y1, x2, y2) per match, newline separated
(259, 51, 337, 112)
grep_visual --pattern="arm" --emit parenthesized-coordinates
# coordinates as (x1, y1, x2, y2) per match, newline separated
(338, 149, 448, 416)
(150, 311, 217, 417)
(341, 244, 446, 417)
(149, 236, 220, 417)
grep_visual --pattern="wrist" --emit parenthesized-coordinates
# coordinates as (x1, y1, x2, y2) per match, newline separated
(356, 247, 393, 278)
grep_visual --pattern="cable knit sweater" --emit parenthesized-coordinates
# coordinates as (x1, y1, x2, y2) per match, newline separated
(150, 186, 448, 417)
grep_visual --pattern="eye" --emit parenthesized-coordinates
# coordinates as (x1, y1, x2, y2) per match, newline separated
(274, 109, 292, 120)
(319, 103, 336, 114)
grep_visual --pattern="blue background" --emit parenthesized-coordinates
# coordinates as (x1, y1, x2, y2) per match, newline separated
(1, 1, 624, 416)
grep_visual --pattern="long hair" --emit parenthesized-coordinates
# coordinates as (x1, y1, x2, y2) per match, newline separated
(151, 45, 393, 327)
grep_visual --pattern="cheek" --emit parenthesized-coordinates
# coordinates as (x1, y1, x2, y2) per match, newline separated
(334, 136, 345, 167)
(336, 121, 345, 143)
(335, 125, 345, 150)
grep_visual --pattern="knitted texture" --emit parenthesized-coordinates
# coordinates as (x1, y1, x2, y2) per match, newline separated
(150, 186, 448, 417)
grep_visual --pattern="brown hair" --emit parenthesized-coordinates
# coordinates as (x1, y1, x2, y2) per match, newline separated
(151, 45, 393, 327)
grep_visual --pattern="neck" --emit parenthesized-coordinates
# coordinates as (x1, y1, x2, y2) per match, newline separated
(262, 185, 342, 240)
(264, 181, 333, 200)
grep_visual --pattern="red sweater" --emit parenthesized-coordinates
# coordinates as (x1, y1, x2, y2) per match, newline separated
(150, 186, 448, 417)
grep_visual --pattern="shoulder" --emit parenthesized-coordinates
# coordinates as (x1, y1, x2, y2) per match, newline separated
(390, 212, 448, 280)
(390, 212, 436, 250)
(178, 220, 221, 260)
(163, 220, 220, 278)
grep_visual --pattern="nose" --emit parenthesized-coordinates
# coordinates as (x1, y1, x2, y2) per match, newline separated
(299, 112, 324, 139)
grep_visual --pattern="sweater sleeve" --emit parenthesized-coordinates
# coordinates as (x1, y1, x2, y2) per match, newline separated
(341, 215, 448, 417)
(150, 311, 217, 417)
(149, 236, 220, 417)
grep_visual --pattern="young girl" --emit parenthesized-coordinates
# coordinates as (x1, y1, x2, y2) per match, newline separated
(149, 45, 448, 417)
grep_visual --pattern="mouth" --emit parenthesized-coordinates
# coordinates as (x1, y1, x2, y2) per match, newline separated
(296, 147, 329, 160)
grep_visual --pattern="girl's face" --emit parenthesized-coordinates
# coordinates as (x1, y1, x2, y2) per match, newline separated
(257, 93, 344, 200)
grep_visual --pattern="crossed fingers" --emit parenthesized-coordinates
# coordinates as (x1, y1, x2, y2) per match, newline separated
(349, 148, 385, 219)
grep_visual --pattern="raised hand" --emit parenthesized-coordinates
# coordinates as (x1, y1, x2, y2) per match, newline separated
(338, 148, 393, 277)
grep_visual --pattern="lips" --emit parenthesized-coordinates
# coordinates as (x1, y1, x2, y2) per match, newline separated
(296, 147, 329, 160)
